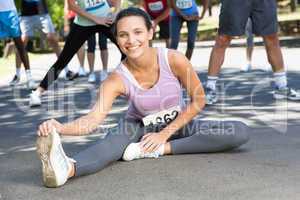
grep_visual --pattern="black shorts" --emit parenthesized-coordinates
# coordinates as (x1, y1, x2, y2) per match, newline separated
(87, 32, 108, 52)
(218, 0, 278, 36)
(157, 21, 170, 39)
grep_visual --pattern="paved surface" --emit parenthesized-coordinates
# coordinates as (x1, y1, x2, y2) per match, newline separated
(1, 38, 300, 200)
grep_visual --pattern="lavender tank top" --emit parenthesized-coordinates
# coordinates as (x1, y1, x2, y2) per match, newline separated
(115, 48, 184, 120)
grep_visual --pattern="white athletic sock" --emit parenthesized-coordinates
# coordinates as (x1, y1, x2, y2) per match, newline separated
(25, 70, 32, 81)
(16, 68, 21, 77)
(157, 144, 165, 156)
(273, 71, 287, 89)
(206, 76, 218, 91)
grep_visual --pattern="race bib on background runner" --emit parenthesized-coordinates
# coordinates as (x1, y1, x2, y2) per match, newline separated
(176, 0, 192, 9)
(142, 106, 181, 126)
(84, 0, 106, 11)
(148, 1, 163, 12)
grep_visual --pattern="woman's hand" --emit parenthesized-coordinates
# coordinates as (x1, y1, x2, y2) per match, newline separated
(37, 119, 63, 137)
(92, 16, 114, 26)
(186, 15, 201, 21)
(140, 132, 169, 153)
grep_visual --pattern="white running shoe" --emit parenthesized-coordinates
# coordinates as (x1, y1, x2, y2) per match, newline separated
(99, 71, 108, 82)
(205, 87, 218, 105)
(9, 75, 20, 86)
(36, 129, 75, 187)
(59, 69, 67, 80)
(88, 73, 96, 83)
(78, 67, 86, 77)
(29, 90, 41, 107)
(241, 63, 252, 72)
(122, 143, 161, 161)
(273, 87, 300, 101)
(27, 79, 37, 90)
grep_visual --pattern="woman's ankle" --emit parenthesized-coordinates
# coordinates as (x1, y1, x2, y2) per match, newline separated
(163, 142, 171, 155)
(68, 162, 75, 178)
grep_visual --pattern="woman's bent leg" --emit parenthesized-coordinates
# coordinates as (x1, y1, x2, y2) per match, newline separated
(170, 120, 250, 154)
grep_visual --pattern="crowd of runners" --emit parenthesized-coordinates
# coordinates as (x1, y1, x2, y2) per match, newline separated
(1, 0, 300, 188)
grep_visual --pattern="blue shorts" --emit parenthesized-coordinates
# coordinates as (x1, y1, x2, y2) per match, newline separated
(0, 10, 21, 39)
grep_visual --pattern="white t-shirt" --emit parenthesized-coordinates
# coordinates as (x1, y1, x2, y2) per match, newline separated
(0, 0, 17, 12)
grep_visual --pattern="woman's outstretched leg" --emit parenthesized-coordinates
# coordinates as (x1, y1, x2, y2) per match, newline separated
(36, 120, 145, 187)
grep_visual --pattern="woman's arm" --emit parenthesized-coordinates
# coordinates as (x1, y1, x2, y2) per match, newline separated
(198, 0, 208, 20)
(160, 50, 206, 138)
(37, 73, 126, 136)
(63, 0, 70, 33)
(140, 50, 205, 152)
(153, 7, 170, 25)
(67, 0, 113, 26)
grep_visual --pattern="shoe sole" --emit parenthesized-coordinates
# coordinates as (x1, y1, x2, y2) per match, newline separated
(36, 134, 58, 187)
(67, 74, 79, 81)
(30, 102, 41, 107)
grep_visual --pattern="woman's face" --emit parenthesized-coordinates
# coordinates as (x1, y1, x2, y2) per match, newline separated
(116, 16, 153, 59)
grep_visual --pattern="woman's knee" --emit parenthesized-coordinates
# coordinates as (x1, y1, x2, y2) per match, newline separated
(230, 121, 250, 146)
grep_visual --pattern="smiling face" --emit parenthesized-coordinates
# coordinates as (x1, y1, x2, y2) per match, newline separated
(116, 16, 153, 59)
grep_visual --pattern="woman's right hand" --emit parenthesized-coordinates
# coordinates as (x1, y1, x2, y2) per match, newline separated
(37, 119, 63, 137)
(92, 16, 114, 26)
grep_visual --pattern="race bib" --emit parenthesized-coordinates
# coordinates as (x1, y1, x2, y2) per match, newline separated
(84, 0, 105, 10)
(176, 0, 192, 9)
(24, 0, 40, 2)
(142, 106, 181, 126)
(148, 1, 163, 12)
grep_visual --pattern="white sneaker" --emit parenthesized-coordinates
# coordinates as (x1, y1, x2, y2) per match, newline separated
(9, 75, 20, 86)
(241, 63, 252, 72)
(78, 67, 86, 77)
(36, 129, 74, 187)
(99, 71, 108, 82)
(205, 87, 218, 105)
(29, 90, 41, 107)
(122, 142, 161, 161)
(88, 73, 96, 83)
(59, 69, 67, 80)
(27, 79, 37, 90)
(273, 87, 300, 101)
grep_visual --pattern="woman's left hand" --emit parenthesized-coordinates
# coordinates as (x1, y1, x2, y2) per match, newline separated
(187, 15, 201, 21)
(140, 132, 169, 153)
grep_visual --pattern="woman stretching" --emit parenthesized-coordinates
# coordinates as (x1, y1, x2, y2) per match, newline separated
(36, 7, 249, 188)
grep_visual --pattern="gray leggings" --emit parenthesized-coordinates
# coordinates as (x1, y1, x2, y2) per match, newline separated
(73, 119, 249, 177)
